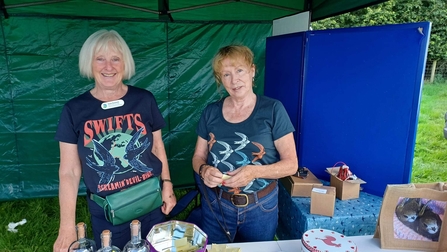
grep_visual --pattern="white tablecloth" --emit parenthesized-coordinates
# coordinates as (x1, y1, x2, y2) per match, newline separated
(206, 235, 430, 252)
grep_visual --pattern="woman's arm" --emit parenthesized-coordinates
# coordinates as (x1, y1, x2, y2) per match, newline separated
(192, 136, 224, 188)
(53, 142, 82, 252)
(151, 129, 176, 215)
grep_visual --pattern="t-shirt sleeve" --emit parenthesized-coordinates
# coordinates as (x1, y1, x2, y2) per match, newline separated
(272, 100, 295, 141)
(147, 91, 166, 132)
(196, 105, 210, 141)
(54, 104, 78, 144)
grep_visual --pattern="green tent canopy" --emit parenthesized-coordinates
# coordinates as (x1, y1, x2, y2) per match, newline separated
(2, 0, 389, 22)
(0, 0, 390, 201)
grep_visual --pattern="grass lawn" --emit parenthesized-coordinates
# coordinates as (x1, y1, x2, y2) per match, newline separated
(412, 82, 447, 182)
(0, 82, 446, 251)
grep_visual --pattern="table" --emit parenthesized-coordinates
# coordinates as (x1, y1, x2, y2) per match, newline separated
(206, 235, 430, 252)
(277, 183, 383, 239)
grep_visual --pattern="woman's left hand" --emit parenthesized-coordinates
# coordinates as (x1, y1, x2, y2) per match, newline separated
(161, 182, 176, 215)
(224, 165, 255, 188)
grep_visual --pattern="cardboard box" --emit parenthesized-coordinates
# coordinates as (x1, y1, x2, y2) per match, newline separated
(326, 167, 366, 200)
(280, 168, 323, 197)
(310, 186, 336, 217)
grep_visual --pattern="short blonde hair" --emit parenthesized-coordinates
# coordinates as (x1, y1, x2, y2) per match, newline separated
(79, 30, 135, 80)
(212, 45, 255, 85)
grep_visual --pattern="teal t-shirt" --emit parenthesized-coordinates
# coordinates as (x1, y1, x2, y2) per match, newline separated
(196, 94, 295, 193)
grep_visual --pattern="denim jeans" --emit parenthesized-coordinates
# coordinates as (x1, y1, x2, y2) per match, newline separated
(200, 183, 279, 243)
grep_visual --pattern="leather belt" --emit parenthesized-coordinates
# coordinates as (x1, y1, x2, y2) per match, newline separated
(217, 180, 277, 207)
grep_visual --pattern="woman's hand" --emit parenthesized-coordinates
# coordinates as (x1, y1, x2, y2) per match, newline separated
(53, 228, 76, 252)
(224, 165, 256, 188)
(161, 181, 176, 215)
(201, 165, 224, 188)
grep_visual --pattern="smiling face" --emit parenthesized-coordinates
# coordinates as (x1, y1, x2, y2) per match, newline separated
(92, 44, 124, 88)
(219, 57, 255, 99)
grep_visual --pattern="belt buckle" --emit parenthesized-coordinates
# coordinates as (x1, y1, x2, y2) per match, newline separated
(231, 193, 249, 207)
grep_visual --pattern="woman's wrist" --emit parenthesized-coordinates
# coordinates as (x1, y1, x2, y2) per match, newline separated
(161, 179, 173, 185)
(199, 164, 208, 180)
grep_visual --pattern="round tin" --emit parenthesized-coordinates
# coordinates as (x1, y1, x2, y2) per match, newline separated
(146, 220, 208, 252)
(301, 229, 357, 252)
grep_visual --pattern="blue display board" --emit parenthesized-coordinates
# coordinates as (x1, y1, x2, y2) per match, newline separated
(265, 22, 431, 197)
(265, 32, 305, 145)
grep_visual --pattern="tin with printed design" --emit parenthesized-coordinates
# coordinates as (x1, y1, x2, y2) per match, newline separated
(301, 229, 357, 252)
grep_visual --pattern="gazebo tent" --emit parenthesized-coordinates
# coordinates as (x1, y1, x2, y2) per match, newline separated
(0, 0, 389, 201)
(2, 0, 389, 21)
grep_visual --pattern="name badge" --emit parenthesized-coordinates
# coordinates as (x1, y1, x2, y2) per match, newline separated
(101, 99, 125, 110)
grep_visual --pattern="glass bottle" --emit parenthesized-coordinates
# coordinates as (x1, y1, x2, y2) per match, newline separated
(97, 229, 122, 252)
(123, 220, 150, 252)
(68, 222, 97, 252)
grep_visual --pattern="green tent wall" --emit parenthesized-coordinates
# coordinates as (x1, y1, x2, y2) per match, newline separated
(0, 0, 390, 201)
(0, 16, 271, 200)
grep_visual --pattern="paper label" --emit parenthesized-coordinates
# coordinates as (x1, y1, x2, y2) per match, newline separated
(312, 188, 327, 194)
(101, 99, 124, 110)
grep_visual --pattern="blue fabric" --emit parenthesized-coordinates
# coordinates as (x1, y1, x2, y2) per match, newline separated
(276, 182, 383, 239)
(196, 94, 295, 193)
(55, 85, 166, 197)
(200, 183, 279, 243)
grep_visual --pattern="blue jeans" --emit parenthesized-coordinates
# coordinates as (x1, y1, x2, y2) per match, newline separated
(200, 183, 279, 243)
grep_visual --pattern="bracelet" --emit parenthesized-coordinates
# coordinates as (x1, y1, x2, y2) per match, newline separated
(199, 164, 208, 180)
(161, 179, 172, 184)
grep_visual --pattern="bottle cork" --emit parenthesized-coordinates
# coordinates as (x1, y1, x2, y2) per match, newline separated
(130, 220, 140, 237)
(76, 222, 86, 239)
(101, 230, 111, 247)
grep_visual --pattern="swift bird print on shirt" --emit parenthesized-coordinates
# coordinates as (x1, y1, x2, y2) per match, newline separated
(208, 132, 216, 151)
(124, 127, 152, 172)
(217, 141, 235, 171)
(251, 142, 265, 162)
(234, 132, 250, 151)
(235, 150, 251, 166)
(86, 139, 121, 190)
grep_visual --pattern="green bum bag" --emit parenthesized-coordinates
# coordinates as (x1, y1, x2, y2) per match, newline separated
(90, 176, 162, 226)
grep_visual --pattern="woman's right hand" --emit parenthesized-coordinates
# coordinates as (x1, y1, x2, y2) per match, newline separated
(201, 165, 224, 188)
(53, 229, 76, 252)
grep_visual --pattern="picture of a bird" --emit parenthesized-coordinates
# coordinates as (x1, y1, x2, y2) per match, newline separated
(315, 235, 341, 247)
(394, 197, 444, 242)
(124, 127, 152, 172)
(416, 203, 442, 241)
(234, 132, 250, 151)
(208, 132, 216, 150)
(395, 198, 422, 229)
(86, 139, 121, 191)
(251, 141, 265, 162)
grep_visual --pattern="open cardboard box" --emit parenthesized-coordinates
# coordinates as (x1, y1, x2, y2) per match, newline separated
(326, 167, 366, 200)
(280, 168, 322, 197)
(310, 185, 336, 217)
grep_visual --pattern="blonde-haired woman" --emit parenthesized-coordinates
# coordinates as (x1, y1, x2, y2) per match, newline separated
(53, 30, 175, 251)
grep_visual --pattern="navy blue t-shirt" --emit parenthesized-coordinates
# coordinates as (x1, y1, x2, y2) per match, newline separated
(55, 85, 165, 197)
(196, 95, 295, 193)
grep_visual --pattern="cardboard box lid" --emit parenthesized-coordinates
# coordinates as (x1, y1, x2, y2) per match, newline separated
(311, 185, 336, 195)
(289, 168, 322, 185)
(326, 167, 366, 184)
